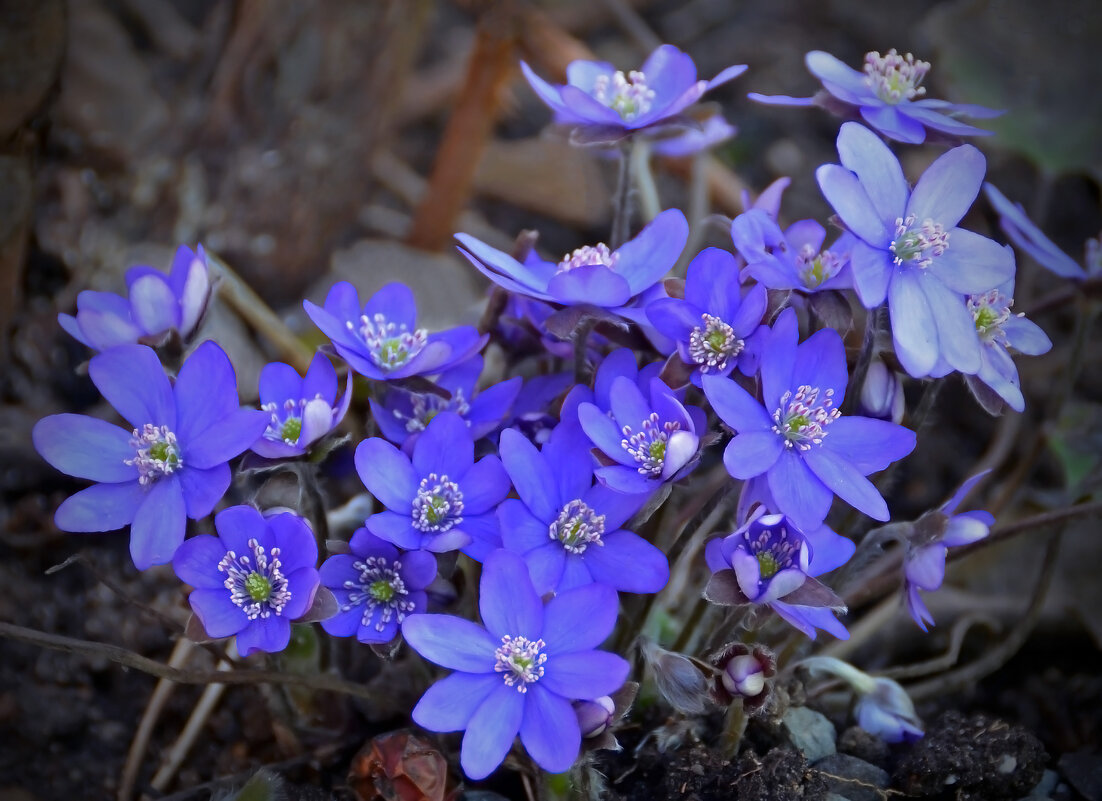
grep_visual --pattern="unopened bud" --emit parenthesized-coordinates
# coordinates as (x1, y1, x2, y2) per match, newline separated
(722, 654, 766, 698)
(859, 359, 905, 424)
(574, 696, 616, 738)
(709, 642, 776, 711)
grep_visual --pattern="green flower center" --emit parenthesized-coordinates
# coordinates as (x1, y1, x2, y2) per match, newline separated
(245, 571, 272, 602)
(280, 416, 302, 443)
(369, 579, 396, 602)
(756, 551, 780, 579)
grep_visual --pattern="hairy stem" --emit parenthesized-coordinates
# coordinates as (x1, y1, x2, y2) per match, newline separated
(610, 139, 636, 249)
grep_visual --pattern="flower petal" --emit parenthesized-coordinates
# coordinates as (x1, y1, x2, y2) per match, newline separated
(480, 550, 543, 638)
(802, 446, 890, 522)
(129, 273, 181, 335)
(820, 417, 915, 474)
(701, 375, 772, 431)
(836, 121, 909, 221)
(356, 438, 417, 510)
(460, 684, 525, 780)
(413, 671, 503, 732)
(461, 456, 512, 515)
(34, 414, 137, 483)
(89, 345, 175, 429)
(816, 164, 890, 248)
(173, 341, 241, 441)
(888, 269, 938, 377)
(927, 229, 1015, 294)
(520, 685, 581, 774)
(614, 209, 689, 295)
(859, 104, 925, 144)
(542, 650, 629, 700)
(849, 241, 892, 308)
(236, 615, 291, 656)
(403, 614, 496, 672)
(541, 583, 619, 653)
(723, 431, 784, 479)
(173, 534, 231, 589)
(546, 265, 632, 307)
(54, 480, 143, 533)
(130, 476, 186, 569)
(906, 145, 985, 230)
(767, 450, 833, 531)
(189, 587, 248, 638)
(413, 412, 473, 482)
(905, 544, 947, 590)
(919, 277, 980, 374)
(584, 530, 669, 594)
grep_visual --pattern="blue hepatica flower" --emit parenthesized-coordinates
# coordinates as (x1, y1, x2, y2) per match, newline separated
(702, 309, 915, 531)
(33, 342, 269, 570)
(404, 550, 629, 780)
(521, 44, 746, 137)
(984, 183, 1097, 281)
(355, 412, 511, 560)
(646, 247, 768, 386)
(319, 527, 437, 644)
(456, 209, 688, 312)
(576, 359, 704, 495)
(172, 506, 320, 656)
(816, 122, 1015, 377)
(731, 208, 856, 294)
(369, 355, 522, 453)
(59, 244, 212, 352)
(704, 509, 854, 639)
(498, 422, 668, 595)
(251, 352, 352, 459)
(931, 275, 1052, 412)
(905, 472, 994, 631)
(303, 282, 486, 382)
(750, 49, 1001, 144)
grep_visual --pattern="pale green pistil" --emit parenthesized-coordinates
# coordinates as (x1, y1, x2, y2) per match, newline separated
(369, 579, 396, 602)
(280, 417, 302, 444)
(245, 571, 272, 602)
(756, 551, 780, 579)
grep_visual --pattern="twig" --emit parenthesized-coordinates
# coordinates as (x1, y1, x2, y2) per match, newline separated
(150, 659, 232, 792)
(874, 613, 999, 681)
(119, 638, 196, 801)
(610, 139, 636, 249)
(906, 530, 1063, 702)
(0, 621, 392, 710)
(842, 306, 879, 416)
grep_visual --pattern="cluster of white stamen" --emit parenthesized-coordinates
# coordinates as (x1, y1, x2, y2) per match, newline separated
(688, 313, 744, 373)
(549, 499, 606, 554)
(556, 243, 619, 275)
(411, 473, 464, 532)
(967, 289, 1014, 345)
(796, 244, 843, 289)
(400, 389, 470, 433)
(890, 214, 950, 269)
(125, 424, 182, 486)
(743, 521, 798, 581)
(261, 394, 325, 444)
(218, 538, 291, 620)
(349, 313, 428, 371)
(771, 385, 841, 450)
(863, 49, 930, 104)
(592, 70, 655, 121)
(340, 555, 415, 632)
(494, 635, 548, 693)
(621, 413, 680, 476)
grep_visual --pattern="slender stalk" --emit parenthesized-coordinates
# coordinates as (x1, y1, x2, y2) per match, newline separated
(610, 139, 636, 249)
(842, 305, 880, 415)
(632, 139, 659, 224)
(671, 596, 710, 654)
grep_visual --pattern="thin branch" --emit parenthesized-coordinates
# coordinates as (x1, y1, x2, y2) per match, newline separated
(873, 613, 1000, 681)
(0, 621, 392, 711)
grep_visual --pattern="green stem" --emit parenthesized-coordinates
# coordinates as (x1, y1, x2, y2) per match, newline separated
(633, 138, 659, 223)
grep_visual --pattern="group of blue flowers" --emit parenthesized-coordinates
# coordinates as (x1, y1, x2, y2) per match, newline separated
(33, 41, 1076, 781)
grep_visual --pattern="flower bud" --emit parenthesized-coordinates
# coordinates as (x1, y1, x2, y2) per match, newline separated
(574, 696, 616, 738)
(709, 642, 776, 711)
(855, 677, 924, 743)
(721, 654, 766, 698)
(858, 359, 905, 424)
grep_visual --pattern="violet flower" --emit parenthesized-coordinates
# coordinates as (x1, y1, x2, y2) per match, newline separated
(303, 282, 486, 382)
(731, 208, 856, 294)
(369, 355, 522, 452)
(931, 275, 1052, 412)
(59, 244, 213, 352)
(650, 113, 737, 157)
(984, 183, 1095, 281)
(800, 656, 923, 742)
(521, 44, 746, 138)
(457, 209, 687, 312)
(252, 352, 352, 459)
(904, 472, 994, 631)
(816, 122, 1015, 377)
(498, 422, 668, 595)
(356, 412, 511, 560)
(507, 372, 576, 446)
(33, 342, 269, 570)
(577, 368, 703, 494)
(645, 247, 768, 385)
(702, 308, 915, 530)
(172, 506, 320, 656)
(704, 508, 854, 640)
(857, 358, 906, 425)
(750, 49, 1001, 144)
(403, 550, 629, 779)
(319, 527, 437, 644)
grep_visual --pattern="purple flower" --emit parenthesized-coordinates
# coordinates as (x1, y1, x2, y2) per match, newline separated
(498, 422, 668, 595)
(702, 308, 915, 530)
(456, 209, 688, 311)
(59, 244, 213, 352)
(33, 342, 269, 570)
(984, 183, 1095, 280)
(355, 412, 511, 560)
(650, 113, 737, 157)
(905, 472, 994, 631)
(403, 550, 629, 779)
(932, 276, 1052, 412)
(646, 247, 768, 386)
(577, 365, 703, 494)
(252, 353, 352, 459)
(303, 282, 486, 382)
(731, 209, 856, 294)
(816, 122, 1015, 377)
(857, 358, 905, 424)
(172, 506, 320, 656)
(369, 355, 522, 452)
(704, 508, 854, 639)
(507, 372, 576, 446)
(750, 49, 1001, 144)
(855, 678, 924, 742)
(319, 528, 437, 644)
(521, 45, 746, 137)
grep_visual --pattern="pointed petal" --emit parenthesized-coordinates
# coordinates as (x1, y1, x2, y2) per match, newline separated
(906, 145, 985, 229)
(499, 428, 559, 521)
(816, 164, 890, 247)
(480, 550, 543, 638)
(802, 447, 890, 521)
(614, 209, 689, 295)
(837, 121, 909, 221)
(702, 375, 772, 431)
(89, 345, 175, 429)
(356, 438, 417, 510)
(520, 686, 581, 774)
(542, 650, 629, 700)
(403, 614, 496, 672)
(54, 480, 143, 533)
(767, 450, 833, 531)
(460, 684, 524, 780)
(186, 410, 271, 469)
(34, 414, 137, 483)
(541, 583, 619, 653)
(888, 269, 938, 377)
(130, 476, 186, 569)
(413, 671, 503, 732)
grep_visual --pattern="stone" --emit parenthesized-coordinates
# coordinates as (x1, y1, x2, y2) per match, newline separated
(781, 705, 837, 763)
(814, 753, 890, 801)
